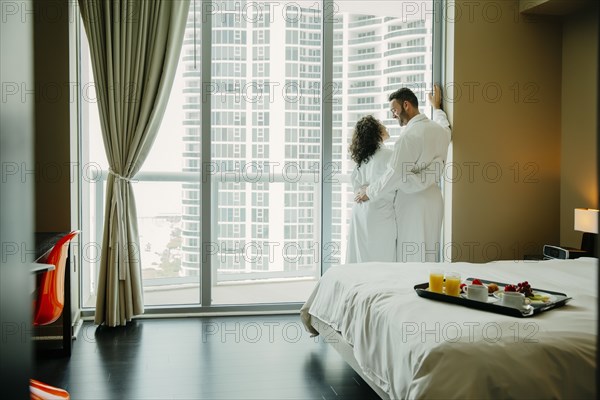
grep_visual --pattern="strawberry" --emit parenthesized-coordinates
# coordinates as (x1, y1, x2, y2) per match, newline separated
(472, 279, 483, 285)
(504, 284, 517, 292)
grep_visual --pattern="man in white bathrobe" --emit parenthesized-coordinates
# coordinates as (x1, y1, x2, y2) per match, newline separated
(355, 86, 451, 262)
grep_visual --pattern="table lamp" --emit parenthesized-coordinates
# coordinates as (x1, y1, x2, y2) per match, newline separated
(574, 208, 598, 256)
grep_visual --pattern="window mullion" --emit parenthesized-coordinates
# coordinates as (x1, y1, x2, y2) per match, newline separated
(201, 0, 212, 307)
(321, 0, 334, 275)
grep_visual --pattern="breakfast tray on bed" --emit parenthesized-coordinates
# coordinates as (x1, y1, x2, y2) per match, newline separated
(414, 278, 572, 318)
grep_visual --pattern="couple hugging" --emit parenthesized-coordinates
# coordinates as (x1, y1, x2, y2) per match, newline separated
(346, 86, 451, 264)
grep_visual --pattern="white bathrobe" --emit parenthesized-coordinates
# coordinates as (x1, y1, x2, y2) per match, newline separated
(346, 148, 397, 264)
(366, 110, 451, 262)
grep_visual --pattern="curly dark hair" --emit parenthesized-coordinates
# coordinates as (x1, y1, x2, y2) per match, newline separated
(349, 115, 384, 168)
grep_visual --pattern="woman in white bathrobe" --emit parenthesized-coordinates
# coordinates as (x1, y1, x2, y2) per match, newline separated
(346, 116, 397, 264)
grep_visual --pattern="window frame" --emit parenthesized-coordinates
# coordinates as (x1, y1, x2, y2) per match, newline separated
(75, 0, 444, 316)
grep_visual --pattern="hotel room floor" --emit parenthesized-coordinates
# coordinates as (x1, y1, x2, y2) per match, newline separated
(33, 315, 380, 400)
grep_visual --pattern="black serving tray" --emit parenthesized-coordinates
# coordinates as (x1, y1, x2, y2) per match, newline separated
(414, 278, 572, 318)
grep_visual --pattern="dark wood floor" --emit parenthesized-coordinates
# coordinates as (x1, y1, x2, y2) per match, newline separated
(34, 315, 380, 399)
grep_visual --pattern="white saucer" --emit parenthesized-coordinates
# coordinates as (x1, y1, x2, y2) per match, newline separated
(493, 290, 556, 304)
(460, 294, 498, 303)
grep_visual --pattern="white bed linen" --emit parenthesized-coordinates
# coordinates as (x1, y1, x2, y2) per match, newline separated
(300, 258, 597, 399)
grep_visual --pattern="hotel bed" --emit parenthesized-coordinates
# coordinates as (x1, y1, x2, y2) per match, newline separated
(300, 258, 597, 399)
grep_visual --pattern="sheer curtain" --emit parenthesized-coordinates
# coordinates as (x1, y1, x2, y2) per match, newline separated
(79, 0, 190, 326)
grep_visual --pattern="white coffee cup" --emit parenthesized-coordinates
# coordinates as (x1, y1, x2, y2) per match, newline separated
(502, 292, 531, 309)
(464, 284, 488, 302)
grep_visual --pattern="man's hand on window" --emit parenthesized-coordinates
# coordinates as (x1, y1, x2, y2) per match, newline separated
(428, 83, 443, 110)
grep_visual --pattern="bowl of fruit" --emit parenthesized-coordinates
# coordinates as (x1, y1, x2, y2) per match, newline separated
(460, 279, 498, 294)
(493, 281, 555, 304)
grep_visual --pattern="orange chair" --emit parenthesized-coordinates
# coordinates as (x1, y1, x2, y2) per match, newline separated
(33, 231, 79, 326)
(31, 231, 78, 400)
(30, 379, 70, 400)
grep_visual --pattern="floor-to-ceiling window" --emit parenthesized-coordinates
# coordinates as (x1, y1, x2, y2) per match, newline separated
(331, 3, 436, 263)
(79, 0, 440, 310)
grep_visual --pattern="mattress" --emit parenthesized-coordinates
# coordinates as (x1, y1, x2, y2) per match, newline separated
(300, 258, 597, 399)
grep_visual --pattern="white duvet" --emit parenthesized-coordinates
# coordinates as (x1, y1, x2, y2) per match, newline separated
(300, 258, 597, 399)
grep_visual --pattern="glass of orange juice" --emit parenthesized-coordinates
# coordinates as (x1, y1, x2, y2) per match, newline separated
(429, 269, 444, 293)
(445, 272, 461, 296)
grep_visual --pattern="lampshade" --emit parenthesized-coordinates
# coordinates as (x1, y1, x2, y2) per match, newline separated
(574, 208, 599, 234)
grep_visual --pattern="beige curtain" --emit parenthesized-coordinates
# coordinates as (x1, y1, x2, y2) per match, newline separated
(79, 0, 190, 326)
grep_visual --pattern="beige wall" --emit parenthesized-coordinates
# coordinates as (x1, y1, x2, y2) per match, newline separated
(560, 5, 599, 247)
(33, 0, 80, 325)
(34, 0, 71, 232)
(448, 0, 563, 261)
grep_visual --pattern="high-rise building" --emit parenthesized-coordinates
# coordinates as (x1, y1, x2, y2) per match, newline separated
(180, 1, 431, 280)
(333, 12, 432, 259)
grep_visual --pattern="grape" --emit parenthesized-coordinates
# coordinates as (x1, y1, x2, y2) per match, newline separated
(504, 282, 534, 296)
(516, 281, 533, 297)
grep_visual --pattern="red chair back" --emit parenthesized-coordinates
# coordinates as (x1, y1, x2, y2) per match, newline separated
(30, 379, 70, 400)
(33, 231, 79, 326)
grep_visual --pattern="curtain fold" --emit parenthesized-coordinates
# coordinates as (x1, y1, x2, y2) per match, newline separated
(79, 0, 190, 327)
